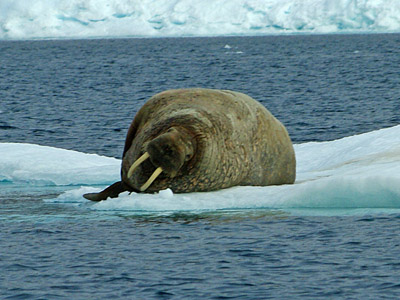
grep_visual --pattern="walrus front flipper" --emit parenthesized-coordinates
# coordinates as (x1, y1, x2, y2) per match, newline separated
(83, 181, 128, 201)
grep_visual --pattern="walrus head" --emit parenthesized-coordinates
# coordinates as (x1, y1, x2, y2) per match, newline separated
(124, 127, 196, 192)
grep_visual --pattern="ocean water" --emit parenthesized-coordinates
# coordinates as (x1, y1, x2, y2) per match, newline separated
(1, 34, 400, 299)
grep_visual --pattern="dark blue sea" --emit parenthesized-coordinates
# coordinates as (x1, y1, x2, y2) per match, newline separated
(1, 34, 400, 299)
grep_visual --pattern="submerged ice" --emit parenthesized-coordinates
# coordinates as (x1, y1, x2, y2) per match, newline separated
(1, 125, 400, 212)
(1, 0, 400, 40)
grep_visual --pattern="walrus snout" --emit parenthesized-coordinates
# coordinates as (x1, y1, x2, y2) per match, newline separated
(126, 127, 195, 192)
(146, 133, 186, 178)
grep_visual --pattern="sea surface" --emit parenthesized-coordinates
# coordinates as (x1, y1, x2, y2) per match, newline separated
(1, 34, 400, 299)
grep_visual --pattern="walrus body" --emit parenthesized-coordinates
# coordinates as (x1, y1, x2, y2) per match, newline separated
(83, 88, 296, 201)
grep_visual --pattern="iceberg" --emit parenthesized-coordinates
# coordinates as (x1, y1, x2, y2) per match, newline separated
(1, 125, 399, 213)
(1, 0, 400, 40)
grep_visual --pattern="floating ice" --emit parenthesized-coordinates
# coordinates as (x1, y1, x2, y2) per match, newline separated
(1, 125, 399, 212)
(0, 143, 120, 186)
(1, 0, 400, 40)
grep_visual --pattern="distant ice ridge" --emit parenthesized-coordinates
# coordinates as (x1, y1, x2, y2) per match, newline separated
(1, 124, 400, 212)
(1, 0, 400, 40)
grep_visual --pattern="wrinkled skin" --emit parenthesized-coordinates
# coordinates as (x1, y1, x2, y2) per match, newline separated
(83, 88, 296, 201)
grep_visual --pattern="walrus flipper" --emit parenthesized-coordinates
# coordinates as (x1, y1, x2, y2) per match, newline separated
(83, 181, 128, 201)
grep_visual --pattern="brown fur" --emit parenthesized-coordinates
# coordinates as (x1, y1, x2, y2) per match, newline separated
(84, 88, 296, 201)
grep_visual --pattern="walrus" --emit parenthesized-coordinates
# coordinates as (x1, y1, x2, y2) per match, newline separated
(83, 88, 296, 201)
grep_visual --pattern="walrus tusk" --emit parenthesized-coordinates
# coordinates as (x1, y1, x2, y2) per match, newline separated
(140, 167, 163, 192)
(128, 152, 150, 178)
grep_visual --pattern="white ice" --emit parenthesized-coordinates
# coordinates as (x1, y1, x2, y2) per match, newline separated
(1, 125, 400, 212)
(1, 0, 400, 40)
(0, 143, 120, 186)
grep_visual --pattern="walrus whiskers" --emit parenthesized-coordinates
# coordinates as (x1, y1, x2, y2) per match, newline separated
(140, 167, 163, 192)
(127, 152, 150, 178)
